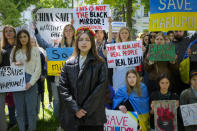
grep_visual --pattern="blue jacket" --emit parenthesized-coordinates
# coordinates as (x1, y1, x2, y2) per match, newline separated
(113, 83, 149, 115)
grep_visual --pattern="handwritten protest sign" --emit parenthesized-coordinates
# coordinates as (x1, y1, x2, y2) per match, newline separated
(46, 48, 73, 61)
(180, 103, 197, 126)
(149, 44, 175, 61)
(154, 100, 177, 131)
(35, 8, 73, 41)
(106, 41, 143, 68)
(73, 5, 111, 30)
(47, 61, 65, 76)
(149, 0, 197, 31)
(112, 22, 126, 32)
(190, 44, 197, 61)
(0, 66, 25, 93)
(104, 109, 138, 131)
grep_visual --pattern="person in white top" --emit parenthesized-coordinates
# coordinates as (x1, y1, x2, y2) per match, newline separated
(10, 29, 41, 131)
(113, 27, 135, 92)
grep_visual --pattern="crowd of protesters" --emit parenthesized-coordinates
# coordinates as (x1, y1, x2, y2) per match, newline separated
(0, 16, 197, 131)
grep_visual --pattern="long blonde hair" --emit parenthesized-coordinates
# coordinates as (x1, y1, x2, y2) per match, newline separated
(1, 25, 16, 49)
(60, 24, 75, 47)
(116, 27, 131, 43)
(125, 70, 141, 96)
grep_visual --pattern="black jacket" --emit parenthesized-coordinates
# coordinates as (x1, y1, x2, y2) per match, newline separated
(59, 52, 108, 130)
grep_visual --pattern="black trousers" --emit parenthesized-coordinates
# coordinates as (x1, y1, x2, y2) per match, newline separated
(78, 125, 104, 131)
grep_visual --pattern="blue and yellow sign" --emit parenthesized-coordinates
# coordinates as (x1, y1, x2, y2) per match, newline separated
(149, 0, 197, 31)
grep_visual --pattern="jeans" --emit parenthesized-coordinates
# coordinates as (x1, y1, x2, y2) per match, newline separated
(0, 93, 7, 131)
(14, 84, 38, 131)
(8, 105, 17, 125)
(51, 82, 59, 118)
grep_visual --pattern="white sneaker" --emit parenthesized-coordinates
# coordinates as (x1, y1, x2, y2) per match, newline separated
(56, 126, 63, 131)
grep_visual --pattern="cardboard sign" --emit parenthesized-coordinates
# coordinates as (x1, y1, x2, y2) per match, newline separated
(73, 5, 111, 30)
(47, 61, 65, 76)
(154, 100, 177, 131)
(104, 109, 138, 131)
(35, 8, 73, 41)
(180, 103, 197, 126)
(149, 44, 175, 61)
(149, 0, 197, 31)
(0, 66, 25, 93)
(190, 44, 197, 61)
(46, 48, 73, 61)
(112, 22, 126, 32)
(106, 41, 143, 68)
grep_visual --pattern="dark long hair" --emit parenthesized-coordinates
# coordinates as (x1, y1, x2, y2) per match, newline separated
(157, 73, 172, 91)
(1, 25, 16, 49)
(95, 30, 108, 42)
(12, 30, 32, 62)
(71, 30, 104, 63)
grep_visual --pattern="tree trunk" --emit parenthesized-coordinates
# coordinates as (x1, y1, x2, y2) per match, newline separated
(126, 0, 132, 30)
(122, 4, 126, 22)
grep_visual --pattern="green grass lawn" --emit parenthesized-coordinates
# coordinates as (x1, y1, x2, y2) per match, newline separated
(6, 80, 59, 131)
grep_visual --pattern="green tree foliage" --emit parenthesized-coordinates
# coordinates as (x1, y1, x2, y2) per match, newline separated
(36, 0, 72, 8)
(0, 0, 38, 27)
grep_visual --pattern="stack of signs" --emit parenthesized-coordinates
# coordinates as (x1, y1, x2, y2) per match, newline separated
(112, 22, 126, 32)
(46, 48, 73, 76)
(190, 44, 197, 61)
(0, 66, 25, 93)
(154, 100, 177, 131)
(104, 109, 138, 131)
(149, 0, 197, 31)
(35, 8, 73, 42)
(106, 41, 143, 68)
(180, 103, 197, 126)
(73, 5, 111, 30)
(149, 44, 175, 61)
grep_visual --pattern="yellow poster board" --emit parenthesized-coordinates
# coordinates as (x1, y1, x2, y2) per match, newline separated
(47, 61, 65, 76)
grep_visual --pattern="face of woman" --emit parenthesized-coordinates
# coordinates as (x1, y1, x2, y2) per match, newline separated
(155, 35, 165, 45)
(127, 73, 137, 87)
(150, 33, 156, 44)
(64, 26, 74, 39)
(96, 30, 104, 42)
(19, 33, 29, 46)
(78, 33, 92, 55)
(159, 78, 170, 94)
(120, 29, 129, 42)
(4, 27, 15, 39)
(143, 36, 149, 45)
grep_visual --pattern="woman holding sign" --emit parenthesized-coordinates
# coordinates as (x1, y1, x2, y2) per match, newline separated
(150, 73, 179, 131)
(0, 25, 17, 130)
(144, 32, 178, 95)
(10, 29, 41, 131)
(113, 70, 150, 131)
(59, 27, 107, 131)
(113, 27, 135, 92)
(34, 23, 75, 119)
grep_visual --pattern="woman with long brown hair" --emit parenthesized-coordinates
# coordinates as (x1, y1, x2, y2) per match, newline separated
(10, 29, 41, 131)
(59, 27, 108, 131)
(113, 69, 150, 131)
(0, 25, 17, 130)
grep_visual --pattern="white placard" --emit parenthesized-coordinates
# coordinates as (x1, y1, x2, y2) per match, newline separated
(106, 41, 143, 68)
(112, 22, 126, 32)
(73, 5, 111, 30)
(0, 66, 26, 93)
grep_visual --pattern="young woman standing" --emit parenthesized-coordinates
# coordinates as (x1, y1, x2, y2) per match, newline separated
(10, 30, 41, 131)
(59, 27, 108, 131)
